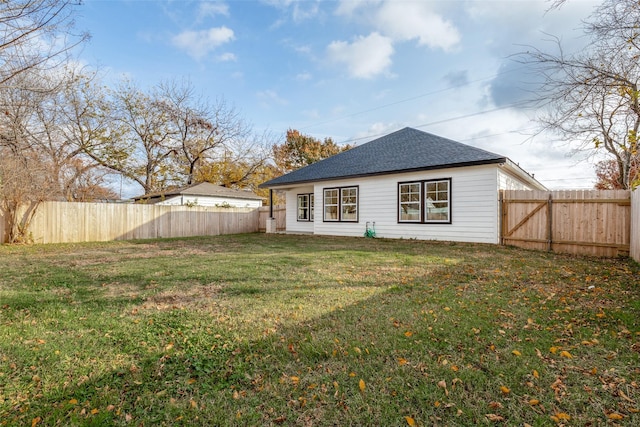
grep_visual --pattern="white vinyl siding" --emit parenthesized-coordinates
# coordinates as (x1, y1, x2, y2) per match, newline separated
(313, 165, 499, 242)
(155, 195, 262, 208)
(285, 186, 315, 233)
(280, 164, 541, 243)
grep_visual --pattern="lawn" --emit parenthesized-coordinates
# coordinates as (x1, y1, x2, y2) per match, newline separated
(0, 233, 639, 426)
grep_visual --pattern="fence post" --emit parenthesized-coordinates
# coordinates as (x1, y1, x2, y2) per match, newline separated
(499, 190, 504, 246)
(547, 193, 553, 252)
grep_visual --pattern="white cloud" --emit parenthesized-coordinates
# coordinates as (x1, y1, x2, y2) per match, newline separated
(198, 2, 229, 20)
(172, 26, 235, 60)
(296, 72, 312, 81)
(217, 52, 237, 62)
(335, 0, 460, 51)
(374, 1, 460, 51)
(327, 32, 394, 79)
(257, 89, 288, 107)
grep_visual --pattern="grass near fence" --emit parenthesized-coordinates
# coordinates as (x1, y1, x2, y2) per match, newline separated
(1, 234, 639, 426)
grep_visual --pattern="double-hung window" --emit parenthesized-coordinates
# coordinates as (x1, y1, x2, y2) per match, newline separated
(398, 179, 451, 223)
(297, 193, 314, 221)
(324, 186, 358, 222)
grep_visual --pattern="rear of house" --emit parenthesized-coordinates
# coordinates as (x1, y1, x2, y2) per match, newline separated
(261, 128, 545, 244)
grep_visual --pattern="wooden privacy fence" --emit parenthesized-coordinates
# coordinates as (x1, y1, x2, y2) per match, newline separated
(1, 201, 259, 244)
(501, 190, 631, 258)
(258, 205, 286, 232)
(632, 190, 640, 263)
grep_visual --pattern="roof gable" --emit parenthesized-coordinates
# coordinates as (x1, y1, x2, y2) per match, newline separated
(261, 127, 506, 188)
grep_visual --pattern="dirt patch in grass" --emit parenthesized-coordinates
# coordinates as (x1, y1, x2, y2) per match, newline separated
(138, 283, 223, 311)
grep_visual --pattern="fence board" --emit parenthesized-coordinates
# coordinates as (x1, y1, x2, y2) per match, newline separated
(258, 205, 286, 232)
(632, 190, 640, 263)
(502, 190, 631, 257)
(1, 201, 259, 244)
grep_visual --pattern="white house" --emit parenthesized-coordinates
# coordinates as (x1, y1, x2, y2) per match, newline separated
(132, 182, 263, 208)
(260, 127, 546, 244)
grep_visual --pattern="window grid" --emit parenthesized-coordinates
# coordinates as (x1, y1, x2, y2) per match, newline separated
(323, 186, 358, 222)
(398, 179, 451, 224)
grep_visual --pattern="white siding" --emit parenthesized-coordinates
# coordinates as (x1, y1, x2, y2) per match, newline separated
(315, 165, 500, 243)
(285, 186, 315, 233)
(280, 164, 541, 244)
(498, 169, 532, 190)
(156, 195, 262, 208)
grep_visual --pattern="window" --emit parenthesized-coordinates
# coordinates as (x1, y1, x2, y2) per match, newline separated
(426, 180, 450, 222)
(323, 186, 358, 222)
(297, 193, 314, 221)
(399, 183, 421, 222)
(398, 179, 450, 224)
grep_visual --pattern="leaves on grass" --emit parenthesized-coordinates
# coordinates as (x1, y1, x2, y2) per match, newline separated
(359, 379, 366, 393)
(500, 386, 510, 395)
(404, 416, 416, 426)
(512, 350, 522, 357)
(485, 413, 504, 422)
(559, 350, 573, 359)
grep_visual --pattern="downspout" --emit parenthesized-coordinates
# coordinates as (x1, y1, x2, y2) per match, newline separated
(269, 189, 274, 219)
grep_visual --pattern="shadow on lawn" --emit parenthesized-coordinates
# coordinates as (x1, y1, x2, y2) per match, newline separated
(2, 236, 639, 426)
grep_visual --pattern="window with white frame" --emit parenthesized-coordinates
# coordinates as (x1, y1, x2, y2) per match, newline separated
(323, 186, 358, 222)
(297, 193, 314, 221)
(426, 180, 450, 222)
(324, 188, 339, 221)
(399, 182, 421, 222)
(398, 179, 450, 224)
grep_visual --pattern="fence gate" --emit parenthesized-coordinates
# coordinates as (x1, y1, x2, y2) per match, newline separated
(500, 190, 631, 257)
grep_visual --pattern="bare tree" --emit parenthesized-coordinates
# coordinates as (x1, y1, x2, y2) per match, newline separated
(156, 80, 251, 186)
(0, 0, 89, 90)
(523, 0, 640, 189)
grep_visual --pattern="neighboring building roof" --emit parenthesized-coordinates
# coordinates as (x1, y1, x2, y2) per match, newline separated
(261, 127, 514, 188)
(132, 182, 263, 202)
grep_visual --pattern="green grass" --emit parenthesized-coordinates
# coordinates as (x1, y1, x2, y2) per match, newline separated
(0, 233, 639, 426)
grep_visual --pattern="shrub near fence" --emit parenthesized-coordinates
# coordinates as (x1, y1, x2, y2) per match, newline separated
(1, 201, 259, 244)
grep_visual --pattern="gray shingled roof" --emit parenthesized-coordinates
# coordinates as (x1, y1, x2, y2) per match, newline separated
(133, 182, 263, 201)
(260, 127, 507, 188)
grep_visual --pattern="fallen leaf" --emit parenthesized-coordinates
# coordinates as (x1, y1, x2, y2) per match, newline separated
(359, 379, 366, 393)
(607, 413, 624, 420)
(485, 413, 504, 422)
(512, 350, 522, 357)
(533, 370, 539, 379)
(488, 401, 503, 409)
(398, 358, 408, 366)
(68, 399, 78, 405)
(618, 389, 635, 403)
(529, 399, 540, 405)
(90, 408, 99, 415)
(500, 386, 510, 394)
(550, 346, 560, 354)
(31, 417, 41, 427)
(404, 331, 413, 337)
(404, 416, 416, 426)
(437, 380, 449, 396)
(290, 376, 299, 385)
(560, 350, 573, 359)
(554, 412, 570, 420)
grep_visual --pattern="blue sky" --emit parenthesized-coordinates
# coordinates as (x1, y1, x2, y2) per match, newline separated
(74, 0, 601, 192)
